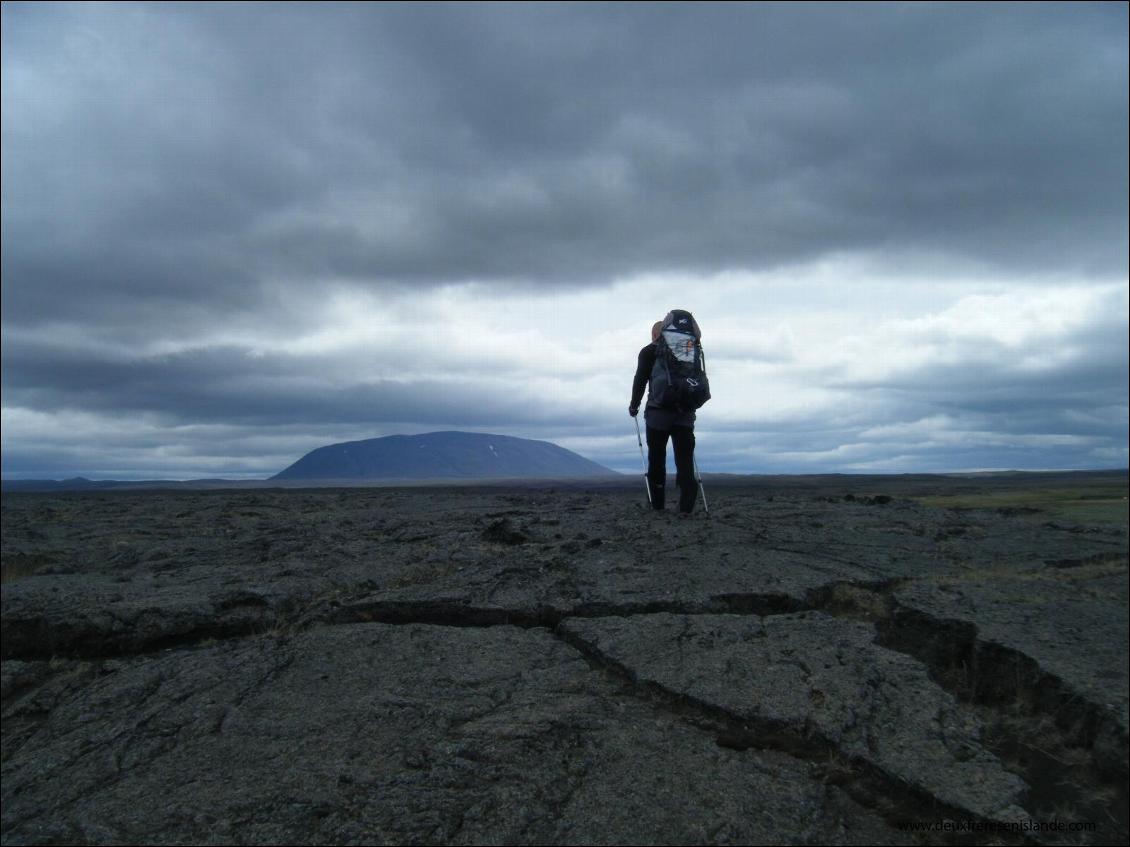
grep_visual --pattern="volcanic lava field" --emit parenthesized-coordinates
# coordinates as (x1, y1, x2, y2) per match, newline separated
(2, 471, 1127, 845)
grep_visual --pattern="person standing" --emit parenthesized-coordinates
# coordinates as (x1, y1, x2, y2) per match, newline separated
(629, 314, 702, 513)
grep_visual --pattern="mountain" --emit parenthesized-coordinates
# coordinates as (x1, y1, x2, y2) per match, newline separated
(271, 431, 617, 481)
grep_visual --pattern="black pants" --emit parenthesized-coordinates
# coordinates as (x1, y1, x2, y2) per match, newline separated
(646, 425, 698, 512)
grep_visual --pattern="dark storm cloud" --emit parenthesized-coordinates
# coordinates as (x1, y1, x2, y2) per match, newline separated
(206, 2, 1130, 283)
(833, 312, 1128, 429)
(0, 337, 590, 430)
(4, 3, 1127, 324)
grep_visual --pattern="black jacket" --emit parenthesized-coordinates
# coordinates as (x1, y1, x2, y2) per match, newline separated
(631, 343, 695, 430)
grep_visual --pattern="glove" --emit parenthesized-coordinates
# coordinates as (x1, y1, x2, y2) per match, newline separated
(629, 405, 639, 417)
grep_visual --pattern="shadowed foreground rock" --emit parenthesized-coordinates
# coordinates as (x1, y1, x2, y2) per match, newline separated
(2, 624, 903, 845)
(2, 476, 1127, 844)
(559, 612, 1028, 822)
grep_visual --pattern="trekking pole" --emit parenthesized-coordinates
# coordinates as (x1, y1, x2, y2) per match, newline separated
(694, 454, 709, 514)
(634, 416, 652, 507)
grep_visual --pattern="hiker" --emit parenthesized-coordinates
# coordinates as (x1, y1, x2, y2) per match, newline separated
(629, 311, 708, 513)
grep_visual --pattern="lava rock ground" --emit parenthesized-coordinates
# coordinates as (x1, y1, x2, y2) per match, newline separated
(1, 476, 1127, 845)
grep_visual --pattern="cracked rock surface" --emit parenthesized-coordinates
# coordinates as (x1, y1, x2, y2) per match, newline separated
(2, 476, 1127, 844)
(559, 611, 1028, 823)
(2, 624, 903, 846)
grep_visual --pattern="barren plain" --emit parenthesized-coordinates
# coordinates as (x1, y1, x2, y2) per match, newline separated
(2, 471, 1127, 845)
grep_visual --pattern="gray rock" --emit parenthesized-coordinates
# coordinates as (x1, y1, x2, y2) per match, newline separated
(2, 624, 905, 845)
(890, 570, 1129, 774)
(559, 611, 1029, 823)
(2, 479, 1126, 844)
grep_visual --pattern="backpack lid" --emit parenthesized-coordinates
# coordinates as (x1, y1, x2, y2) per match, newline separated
(663, 309, 701, 339)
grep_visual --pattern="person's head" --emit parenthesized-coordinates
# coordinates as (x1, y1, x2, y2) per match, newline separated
(651, 320, 663, 342)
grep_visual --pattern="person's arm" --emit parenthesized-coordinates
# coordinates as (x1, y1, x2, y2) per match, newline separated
(630, 345, 654, 414)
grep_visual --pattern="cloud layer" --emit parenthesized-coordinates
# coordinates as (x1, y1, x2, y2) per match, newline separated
(2, 3, 1127, 478)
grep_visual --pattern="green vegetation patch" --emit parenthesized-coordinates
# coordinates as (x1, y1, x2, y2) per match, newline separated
(1, 552, 58, 583)
(914, 483, 1129, 527)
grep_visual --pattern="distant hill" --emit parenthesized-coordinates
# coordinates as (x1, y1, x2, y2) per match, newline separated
(271, 431, 617, 481)
(1, 477, 109, 492)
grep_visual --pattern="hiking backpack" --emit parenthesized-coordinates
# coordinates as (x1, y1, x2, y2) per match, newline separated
(649, 309, 711, 412)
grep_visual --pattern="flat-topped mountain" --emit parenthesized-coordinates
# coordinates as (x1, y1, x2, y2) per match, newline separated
(272, 431, 616, 480)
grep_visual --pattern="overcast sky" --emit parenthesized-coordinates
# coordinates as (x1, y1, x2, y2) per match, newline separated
(2, 2, 1127, 479)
